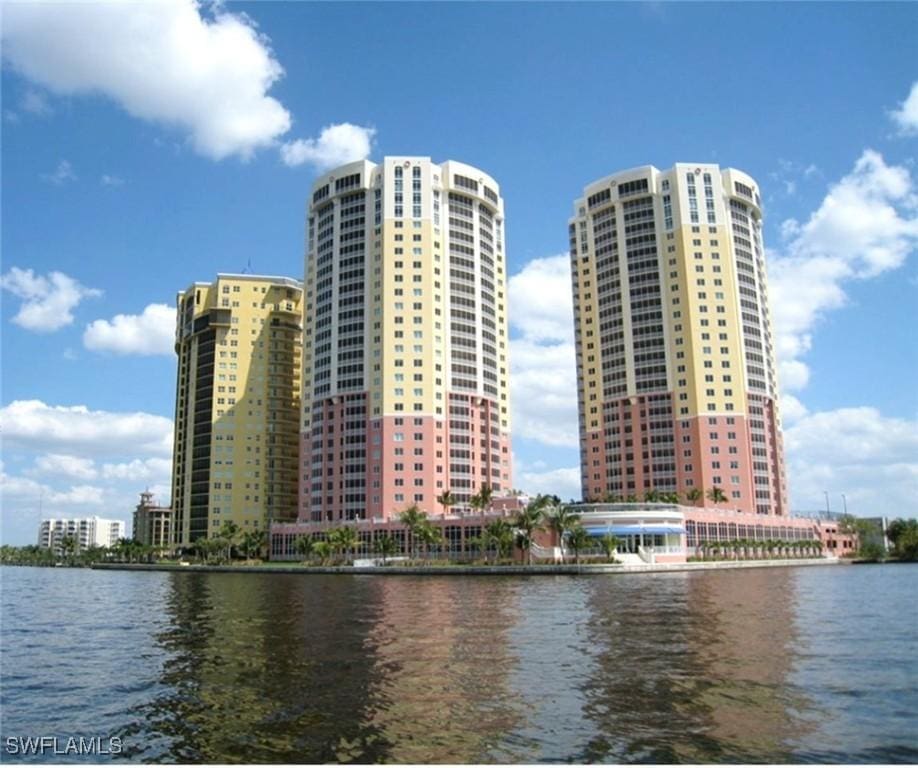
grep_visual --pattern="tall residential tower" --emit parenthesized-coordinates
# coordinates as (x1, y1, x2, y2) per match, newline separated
(171, 274, 303, 547)
(300, 157, 512, 523)
(570, 164, 787, 516)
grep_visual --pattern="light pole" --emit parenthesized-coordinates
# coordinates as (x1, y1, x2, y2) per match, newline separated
(824, 491, 830, 516)
(841, 493, 848, 516)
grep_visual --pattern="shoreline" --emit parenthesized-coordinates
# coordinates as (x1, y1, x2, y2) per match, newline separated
(89, 557, 843, 576)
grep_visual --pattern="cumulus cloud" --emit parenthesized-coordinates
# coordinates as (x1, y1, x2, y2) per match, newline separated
(508, 254, 579, 448)
(0, 267, 101, 332)
(31, 454, 98, 481)
(41, 159, 77, 185)
(0, 400, 173, 457)
(890, 81, 918, 136)
(280, 123, 376, 170)
(0, 464, 107, 511)
(784, 407, 918, 515)
(1, 0, 291, 160)
(770, 150, 918, 391)
(514, 457, 581, 501)
(507, 253, 574, 343)
(100, 458, 172, 482)
(83, 303, 175, 356)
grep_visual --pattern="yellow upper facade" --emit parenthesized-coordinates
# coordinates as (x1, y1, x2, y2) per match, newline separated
(172, 274, 303, 545)
(570, 163, 778, 422)
(302, 157, 510, 432)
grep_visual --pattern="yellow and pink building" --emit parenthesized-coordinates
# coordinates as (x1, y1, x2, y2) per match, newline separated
(271, 157, 514, 552)
(569, 164, 797, 555)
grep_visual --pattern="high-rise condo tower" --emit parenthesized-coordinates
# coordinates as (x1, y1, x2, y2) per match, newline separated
(300, 158, 512, 523)
(569, 164, 787, 516)
(171, 274, 303, 547)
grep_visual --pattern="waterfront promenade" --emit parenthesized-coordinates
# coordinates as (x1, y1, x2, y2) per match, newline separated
(92, 557, 841, 576)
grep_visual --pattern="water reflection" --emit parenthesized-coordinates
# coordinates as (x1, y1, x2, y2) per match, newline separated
(679, 569, 812, 762)
(573, 569, 813, 763)
(360, 577, 525, 764)
(127, 574, 392, 762)
(5, 565, 914, 764)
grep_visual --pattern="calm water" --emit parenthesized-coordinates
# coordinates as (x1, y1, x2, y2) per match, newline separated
(1, 564, 917, 764)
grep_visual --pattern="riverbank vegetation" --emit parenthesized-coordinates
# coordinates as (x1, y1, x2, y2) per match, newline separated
(687, 538, 824, 562)
(290, 496, 621, 567)
(0, 537, 164, 567)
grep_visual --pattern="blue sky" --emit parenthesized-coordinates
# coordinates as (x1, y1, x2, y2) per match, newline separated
(2, 1, 917, 545)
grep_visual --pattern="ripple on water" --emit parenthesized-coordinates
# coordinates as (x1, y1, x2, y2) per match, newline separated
(2, 565, 918, 763)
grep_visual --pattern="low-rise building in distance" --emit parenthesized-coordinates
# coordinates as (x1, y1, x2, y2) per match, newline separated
(133, 491, 172, 550)
(38, 516, 125, 552)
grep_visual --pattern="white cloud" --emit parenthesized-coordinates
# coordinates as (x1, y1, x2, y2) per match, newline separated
(280, 123, 376, 170)
(784, 407, 918, 516)
(770, 150, 918, 392)
(778, 359, 810, 393)
(21, 88, 52, 116)
(41, 159, 77, 185)
(890, 81, 918, 136)
(47, 485, 107, 506)
(100, 174, 124, 187)
(100, 458, 172, 482)
(1, 0, 291, 161)
(0, 400, 173, 457)
(508, 254, 579, 448)
(0, 464, 107, 512)
(0, 267, 101, 332)
(31, 454, 98, 481)
(83, 303, 175, 356)
(514, 458, 581, 502)
(779, 393, 809, 426)
(507, 253, 573, 343)
(510, 338, 579, 448)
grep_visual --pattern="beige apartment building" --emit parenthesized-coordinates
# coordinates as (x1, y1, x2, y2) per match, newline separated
(170, 273, 303, 547)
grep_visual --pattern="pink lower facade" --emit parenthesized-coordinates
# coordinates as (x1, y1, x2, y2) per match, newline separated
(299, 392, 511, 524)
(581, 391, 787, 517)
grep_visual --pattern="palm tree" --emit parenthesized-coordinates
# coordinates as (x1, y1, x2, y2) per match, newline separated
(600, 533, 620, 562)
(313, 540, 331, 565)
(469, 484, 494, 520)
(374, 534, 398, 565)
(544, 503, 580, 563)
(219, 520, 240, 560)
(513, 506, 545, 565)
(417, 522, 443, 562)
(686, 487, 703, 506)
(295, 534, 314, 562)
(566, 525, 591, 565)
(478, 483, 494, 514)
(661, 492, 680, 505)
(241, 530, 266, 561)
(398, 504, 427, 560)
(330, 526, 359, 565)
(484, 518, 513, 564)
(81, 544, 106, 566)
(706, 487, 728, 505)
(643, 489, 661, 503)
(59, 535, 78, 565)
(437, 490, 457, 517)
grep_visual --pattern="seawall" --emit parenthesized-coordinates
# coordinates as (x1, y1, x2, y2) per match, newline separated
(91, 558, 842, 576)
